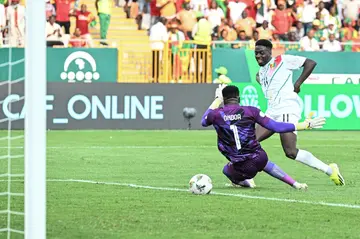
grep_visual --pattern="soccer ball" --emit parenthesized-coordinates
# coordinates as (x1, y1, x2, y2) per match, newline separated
(189, 174, 213, 195)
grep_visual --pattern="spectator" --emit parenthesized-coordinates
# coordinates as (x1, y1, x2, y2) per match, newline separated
(238, 29, 247, 40)
(149, 0, 160, 28)
(342, 0, 360, 22)
(286, 29, 301, 51)
(322, 21, 339, 40)
(322, 33, 342, 51)
(217, 18, 227, 36)
(247, 30, 259, 49)
(130, 0, 139, 19)
(340, 17, 358, 40)
(6, 0, 25, 47)
(149, 17, 168, 83)
(177, 2, 197, 39)
(70, 4, 95, 47)
(55, 0, 72, 34)
(96, 0, 112, 45)
(235, 11, 256, 38)
(192, 11, 211, 83)
(315, 11, 325, 29)
(317, 1, 329, 21)
(233, 30, 247, 48)
(68, 28, 87, 47)
(272, 33, 285, 53)
(45, 0, 56, 21)
(256, 20, 272, 40)
(228, 0, 247, 24)
(138, 0, 150, 23)
(242, 0, 257, 20)
(223, 19, 238, 41)
(341, 29, 354, 51)
(255, 0, 276, 27)
(321, 0, 332, 10)
(324, 6, 341, 30)
(214, 0, 227, 16)
(216, 29, 232, 48)
(294, 21, 305, 40)
(206, 1, 224, 30)
(138, 0, 153, 30)
(168, 21, 185, 83)
(156, 0, 176, 19)
(271, 0, 292, 40)
(300, 29, 320, 51)
(298, 0, 316, 34)
(46, 15, 64, 47)
(312, 19, 325, 41)
(190, 0, 208, 13)
(0, 3, 4, 46)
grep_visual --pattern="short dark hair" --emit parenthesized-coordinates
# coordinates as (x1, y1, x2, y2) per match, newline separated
(222, 85, 239, 100)
(255, 39, 273, 49)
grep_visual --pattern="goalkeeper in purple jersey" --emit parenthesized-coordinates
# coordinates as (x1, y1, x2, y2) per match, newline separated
(201, 85, 326, 189)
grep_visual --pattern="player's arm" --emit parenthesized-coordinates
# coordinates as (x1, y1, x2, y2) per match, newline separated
(201, 84, 225, 127)
(252, 107, 325, 132)
(283, 54, 317, 93)
(294, 58, 316, 93)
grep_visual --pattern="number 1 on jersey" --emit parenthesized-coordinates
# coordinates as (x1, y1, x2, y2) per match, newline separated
(230, 125, 242, 150)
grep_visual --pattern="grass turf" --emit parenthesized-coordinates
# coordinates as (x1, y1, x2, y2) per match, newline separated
(0, 130, 359, 239)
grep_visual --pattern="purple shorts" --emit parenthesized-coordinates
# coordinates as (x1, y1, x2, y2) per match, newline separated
(222, 149, 269, 184)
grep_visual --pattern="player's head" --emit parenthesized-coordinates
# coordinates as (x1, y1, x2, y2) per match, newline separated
(255, 39, 272, 66)
(222, 85, 240, 105)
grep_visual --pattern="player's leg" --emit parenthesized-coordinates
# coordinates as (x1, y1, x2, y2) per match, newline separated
(223, 162, 256, 188)
(263, 160, 307, 190)
(255, 124, 275, 142)
(257, 149, 307, 189)
(280, 127, 345, 185)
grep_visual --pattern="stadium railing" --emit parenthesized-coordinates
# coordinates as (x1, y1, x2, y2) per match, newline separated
(3, 37, 360, 84)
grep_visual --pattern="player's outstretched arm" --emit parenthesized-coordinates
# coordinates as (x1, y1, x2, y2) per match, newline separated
(253, 108, 326, 132)
(201, 84, 226, 127)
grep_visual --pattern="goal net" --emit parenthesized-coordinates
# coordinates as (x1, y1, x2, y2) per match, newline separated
(0, 0, 46, 238)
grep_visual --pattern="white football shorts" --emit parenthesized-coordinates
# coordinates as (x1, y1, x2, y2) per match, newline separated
(265, 98, 301, 134)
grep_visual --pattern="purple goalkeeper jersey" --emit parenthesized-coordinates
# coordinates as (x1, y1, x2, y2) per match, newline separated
(201, 104, 296, 162)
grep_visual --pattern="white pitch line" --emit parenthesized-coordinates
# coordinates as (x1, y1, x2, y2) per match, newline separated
(42, 179, 360, 209)
(2, 178, 359, 209)
(0, 144, 355, 150)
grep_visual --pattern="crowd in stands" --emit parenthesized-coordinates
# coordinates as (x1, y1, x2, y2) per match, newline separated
(130, 0, 360, 52)
(0, 0, 112, 47)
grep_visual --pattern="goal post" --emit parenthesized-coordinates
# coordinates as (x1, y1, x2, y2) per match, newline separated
(24, 0, 47, 237)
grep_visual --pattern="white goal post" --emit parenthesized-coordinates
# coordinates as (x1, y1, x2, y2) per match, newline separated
(24, 0, 46, 237)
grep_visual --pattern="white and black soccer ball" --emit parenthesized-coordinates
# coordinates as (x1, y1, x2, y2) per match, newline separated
(189, 174, 213, 195)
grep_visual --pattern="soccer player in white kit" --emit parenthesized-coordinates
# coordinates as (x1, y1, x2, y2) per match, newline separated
(254, 39, 345, 186)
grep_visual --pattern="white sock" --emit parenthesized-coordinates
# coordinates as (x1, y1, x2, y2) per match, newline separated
(295, 149, 333, 176)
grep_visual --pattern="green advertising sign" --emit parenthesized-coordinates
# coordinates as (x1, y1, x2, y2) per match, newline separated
(212, 48, 252, 83)
(0, 48, 118, 83)
(47, 48, 118, 83)
(233, 83, 360, 130)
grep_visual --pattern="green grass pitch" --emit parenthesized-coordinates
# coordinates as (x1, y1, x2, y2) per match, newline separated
(0, 130, 359, 239)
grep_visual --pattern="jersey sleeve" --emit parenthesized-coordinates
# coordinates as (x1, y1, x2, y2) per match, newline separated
(250, 107, 271, 126)
(251, 106, 296, 133)
(201, 109, 216, 127)
(282, 54, 306, 70)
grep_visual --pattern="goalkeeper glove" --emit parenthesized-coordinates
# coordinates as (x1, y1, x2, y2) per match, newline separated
(295, 112, 326, 130)
(209, 84, 226, 109)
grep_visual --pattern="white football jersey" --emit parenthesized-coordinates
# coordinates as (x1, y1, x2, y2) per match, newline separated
(258, 54, 306, 114)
